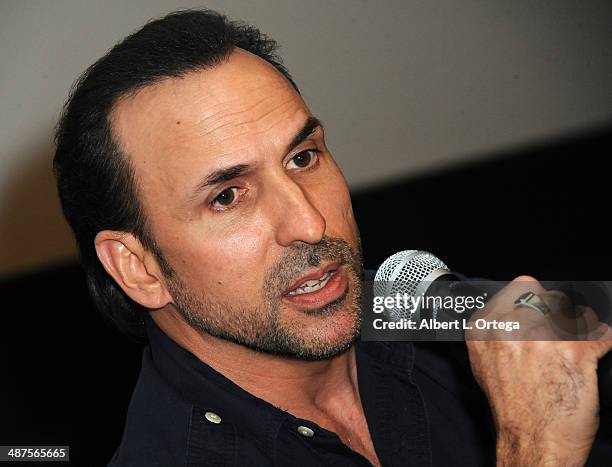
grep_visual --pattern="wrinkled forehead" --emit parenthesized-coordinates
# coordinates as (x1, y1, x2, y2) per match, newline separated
(109, 48, 308, 203)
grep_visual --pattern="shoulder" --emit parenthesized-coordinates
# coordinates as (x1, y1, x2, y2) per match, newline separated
(108, 348, 191, 466)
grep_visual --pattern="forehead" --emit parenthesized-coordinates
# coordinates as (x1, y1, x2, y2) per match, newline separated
(110, 48, 308, 200)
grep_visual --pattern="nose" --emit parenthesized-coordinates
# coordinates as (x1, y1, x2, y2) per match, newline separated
(270, 178, 326, 247)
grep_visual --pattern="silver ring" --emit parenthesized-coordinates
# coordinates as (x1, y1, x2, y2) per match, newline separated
(514, 291, 550, 315)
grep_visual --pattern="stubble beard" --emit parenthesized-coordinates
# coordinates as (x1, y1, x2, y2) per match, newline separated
(164, 236, 364, 361)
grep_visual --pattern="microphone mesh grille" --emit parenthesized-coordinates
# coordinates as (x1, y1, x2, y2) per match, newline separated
(374, 250, 419, 282)
(374, 250, 449, 320)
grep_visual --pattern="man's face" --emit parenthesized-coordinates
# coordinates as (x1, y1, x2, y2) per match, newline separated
(112, 48, 362, 359)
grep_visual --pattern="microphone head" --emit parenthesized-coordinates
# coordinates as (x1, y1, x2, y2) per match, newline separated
(374, 250, 450, 320)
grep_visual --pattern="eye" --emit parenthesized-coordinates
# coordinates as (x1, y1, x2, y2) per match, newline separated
(211, 186, 239, 208)
(287, 149, 319, 170)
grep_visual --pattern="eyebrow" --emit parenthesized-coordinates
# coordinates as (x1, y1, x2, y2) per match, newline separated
(198, 164, 251, 190)
(286, 116, 323, 154)
(188, 116, 323, 201)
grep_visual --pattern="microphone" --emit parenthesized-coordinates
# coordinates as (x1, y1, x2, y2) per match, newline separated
(373, 250, 612, 416)
(374, 250, 505, 325)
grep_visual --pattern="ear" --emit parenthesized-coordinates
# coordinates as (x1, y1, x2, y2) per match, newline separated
(94, 230, 173, 310)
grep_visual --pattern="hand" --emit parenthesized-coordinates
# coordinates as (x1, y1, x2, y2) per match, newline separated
(465, 276, 612, 466)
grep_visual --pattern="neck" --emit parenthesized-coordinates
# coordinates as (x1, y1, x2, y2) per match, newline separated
(150, 309, 360, 417)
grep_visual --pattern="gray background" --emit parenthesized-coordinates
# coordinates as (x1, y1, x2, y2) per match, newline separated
(1, 0, 611, 276)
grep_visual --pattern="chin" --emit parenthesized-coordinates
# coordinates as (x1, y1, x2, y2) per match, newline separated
(280, 302, 361, 360)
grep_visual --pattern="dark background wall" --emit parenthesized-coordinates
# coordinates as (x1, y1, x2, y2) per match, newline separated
(1, 125, 611, 464)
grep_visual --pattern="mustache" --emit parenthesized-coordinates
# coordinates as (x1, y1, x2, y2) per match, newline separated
(264, 236, 361, 297)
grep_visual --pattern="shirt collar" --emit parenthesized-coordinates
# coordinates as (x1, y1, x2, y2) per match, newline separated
(143, 296, 415, 450)
(144, 316, 288, 452)
(145, 313, 415, 401)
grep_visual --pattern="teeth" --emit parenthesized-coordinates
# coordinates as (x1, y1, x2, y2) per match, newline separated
(287, 270, 336, 296)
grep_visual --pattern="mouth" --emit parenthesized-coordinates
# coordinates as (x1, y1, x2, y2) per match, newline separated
(282, 262, 348, 308)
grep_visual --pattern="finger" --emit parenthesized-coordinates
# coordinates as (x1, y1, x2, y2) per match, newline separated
(585, 323, 612, 360)
(594, 340, 612, 361)
(541, 290, 580, 337)
(485, 275, 548, 320)
(492, 277, 552, 332)
(575, 306, 606, 339)
(541, 290, 573, 316)
(544, 302, 611, 342)
(466, 276, 552, 339)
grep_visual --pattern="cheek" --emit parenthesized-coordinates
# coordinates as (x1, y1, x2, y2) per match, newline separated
(160, 218, 271, 298)
(213, 234, 265, 285)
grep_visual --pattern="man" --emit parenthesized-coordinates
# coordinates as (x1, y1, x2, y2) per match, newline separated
(53, 9, 612, 466)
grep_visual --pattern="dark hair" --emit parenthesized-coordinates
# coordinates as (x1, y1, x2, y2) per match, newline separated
(53, 9, 298, 339)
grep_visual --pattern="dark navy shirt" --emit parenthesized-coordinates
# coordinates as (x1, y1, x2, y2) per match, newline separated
(109, 301, 612, 466)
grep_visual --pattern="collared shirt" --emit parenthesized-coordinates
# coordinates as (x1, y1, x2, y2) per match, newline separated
(108, 301, 612, 466)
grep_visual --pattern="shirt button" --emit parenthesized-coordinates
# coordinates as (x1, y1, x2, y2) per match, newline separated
(204, 411, 222, 424)
(297, 425, 314, 437)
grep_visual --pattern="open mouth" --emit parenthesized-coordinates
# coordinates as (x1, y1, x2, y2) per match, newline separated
(282, 263, 347, 309)
(286, 269, 338, 296)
